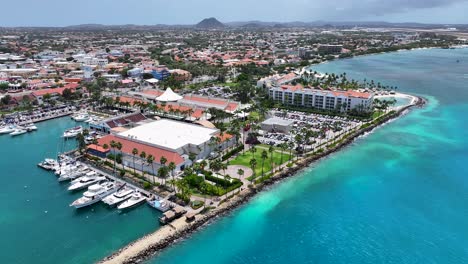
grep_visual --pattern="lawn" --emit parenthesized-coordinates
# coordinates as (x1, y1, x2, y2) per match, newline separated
(229, 145, 292, 177)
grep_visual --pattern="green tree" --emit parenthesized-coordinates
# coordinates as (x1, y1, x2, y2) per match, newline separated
(132, 148, 138, 175)
(249, 158, 257, 179)
(168, 161, 176, 191)
(261, 150, 268, 178)
(139, 151, 146, 176)
(147, 154, 155, 184)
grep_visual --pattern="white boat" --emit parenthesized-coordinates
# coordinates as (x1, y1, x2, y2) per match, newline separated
(37, 158, 59, 170)
(25, 123, 38, 131)
(58, 167, 91, 182)
(102, 187, 134, 207)
(68, 175, 106, 191)
(70, 171, 98, 184)
(10, 128, 27, 136)
(63, 126, 83, 138)
(73, 114, 90, 122)
(70, 181, 120, 209)
(55, 163, 79, 176)
(0, 125, 16, 134)
(117, 192, 146, 210)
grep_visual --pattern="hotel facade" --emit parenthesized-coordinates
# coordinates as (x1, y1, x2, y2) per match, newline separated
(268, 85, 374, 112)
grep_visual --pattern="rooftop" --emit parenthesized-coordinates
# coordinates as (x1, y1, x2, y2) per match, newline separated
(117, 119, 219, 150)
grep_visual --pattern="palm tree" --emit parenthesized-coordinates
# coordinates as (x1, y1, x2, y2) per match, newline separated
(168, 161, 176, 189)
(249, 158, 257, 182)
(110, 140, 117, 174)
(147, 154, 155, 183)
(158, 166, 169, 189)
(139, 151, 146, 176)
(116, 141, 124, 171)
(210, 159, 222, 195)
(268, 145, 274, 173)
(261, 150, 268, 178)
(249, 145, 257, 159)
(132, 148, 138, 175)
(288, 141, 294, 162)
(237, 168, 244, 181)
(160, 156, 167, 185)
(279, 143, 287, 166)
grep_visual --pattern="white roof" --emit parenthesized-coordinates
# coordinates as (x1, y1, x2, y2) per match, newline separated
(117, 119, 218, 150)
(156, 88, 183, 102)
(145, 78, 159, 84)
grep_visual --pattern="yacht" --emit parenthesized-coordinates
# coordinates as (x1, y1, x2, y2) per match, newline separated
(58, 167, 92, 182)
(117, 192, 146, 210)
(70, 181, 120, 209)
(0, 125, 16, 134)
(102, 187, 134, 207)
(10, 128, 28, 136)
(73, 113, 90, 122)
(37, 158, 59, 170)
(25, 123, 38, 131)
(63, 126, 83, 138)
(55, 163, 79, 176)
(68, 175, 106, 191)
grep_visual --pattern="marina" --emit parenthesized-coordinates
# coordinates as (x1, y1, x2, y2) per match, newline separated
(38, 154, 174, 212)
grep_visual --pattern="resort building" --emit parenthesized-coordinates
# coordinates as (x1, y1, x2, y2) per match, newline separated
(268, 85, 374, 112)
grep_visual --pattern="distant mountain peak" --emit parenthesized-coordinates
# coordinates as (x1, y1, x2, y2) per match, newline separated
(196, 17, 225, 29)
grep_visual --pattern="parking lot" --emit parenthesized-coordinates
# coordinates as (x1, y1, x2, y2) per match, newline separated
(258, 110, 363, 150)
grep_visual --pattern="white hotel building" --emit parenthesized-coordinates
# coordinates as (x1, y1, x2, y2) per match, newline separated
(268, 84, 374, 112)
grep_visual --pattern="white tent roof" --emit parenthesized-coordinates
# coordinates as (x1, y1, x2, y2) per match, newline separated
(145, 78, 159, 84)
(156, 88, 183, 102)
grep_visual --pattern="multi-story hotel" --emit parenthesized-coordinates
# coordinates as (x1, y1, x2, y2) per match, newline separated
(268, 84, 374, 112)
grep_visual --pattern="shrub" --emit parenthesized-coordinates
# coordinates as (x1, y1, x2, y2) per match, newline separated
(143, 182, 152, 189)
(221, 144, 244, 161)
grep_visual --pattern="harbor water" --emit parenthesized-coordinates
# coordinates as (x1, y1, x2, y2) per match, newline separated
(0, 117, 161, 264)
(147, 48, 468, 264)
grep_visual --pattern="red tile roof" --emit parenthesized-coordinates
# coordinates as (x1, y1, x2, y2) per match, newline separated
(183, 95, 227, 106)
(32, 85, 78, 97)
(115, 96, 143, 105)
(97, 135, 184, 165)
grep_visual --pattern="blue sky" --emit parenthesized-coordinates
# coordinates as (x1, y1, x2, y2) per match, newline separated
(1, 0, 468, 26)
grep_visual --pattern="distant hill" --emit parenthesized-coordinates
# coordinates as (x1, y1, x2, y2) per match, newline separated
(196, 18, 225, 29)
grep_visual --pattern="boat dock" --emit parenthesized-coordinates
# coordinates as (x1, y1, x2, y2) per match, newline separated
(18, 111, 73, 126)
(83, 162, 153, 198)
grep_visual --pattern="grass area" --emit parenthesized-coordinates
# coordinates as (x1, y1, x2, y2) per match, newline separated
(257, 144, 290, 154)
(372, 111, 385, 119)
(229, 146, 292, 178)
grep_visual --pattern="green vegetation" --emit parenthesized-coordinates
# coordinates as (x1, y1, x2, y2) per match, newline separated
(229, 146, 287, 178)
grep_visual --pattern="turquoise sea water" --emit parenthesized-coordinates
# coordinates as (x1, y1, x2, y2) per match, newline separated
(147, 48, 468, 264)
(0, 117, 161, 264)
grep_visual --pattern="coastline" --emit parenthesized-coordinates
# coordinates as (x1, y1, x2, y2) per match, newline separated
(99, 95, 426, 264)
(306, 45, 468, 70)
